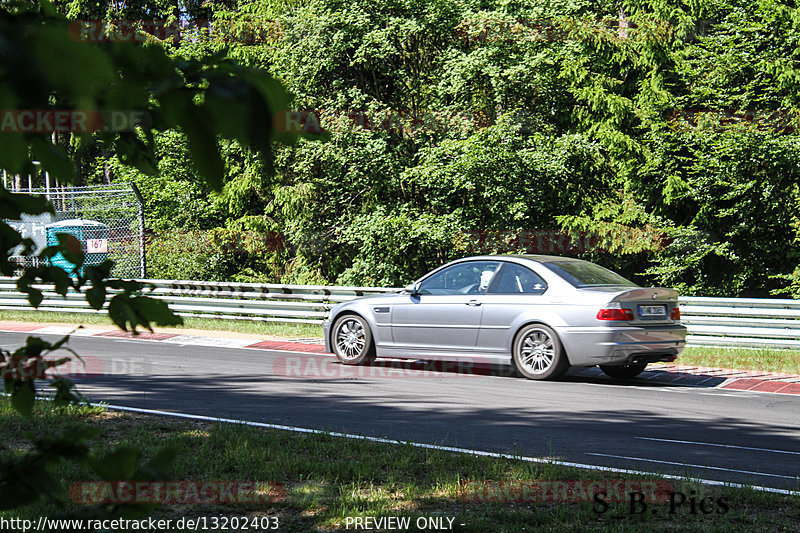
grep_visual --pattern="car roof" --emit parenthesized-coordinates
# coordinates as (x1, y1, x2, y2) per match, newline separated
(510, 254, 585, 263)
(456, 254, 585, 264)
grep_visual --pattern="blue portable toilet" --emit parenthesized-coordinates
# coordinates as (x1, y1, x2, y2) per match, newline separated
(45, 219, 109, 276)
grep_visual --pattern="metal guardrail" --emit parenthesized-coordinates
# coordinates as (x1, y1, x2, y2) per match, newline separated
(0, 277, 398, 324)
(1, 277, 799, 348)
(679, 296, 800, 349)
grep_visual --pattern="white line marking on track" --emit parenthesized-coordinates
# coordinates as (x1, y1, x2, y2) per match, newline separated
(160, 336, 255, 348)
(635, 436, 800, 456)
(587, 453, 798, 480)
(96, 403, 800, 495)
(92, 334, 326, 356)
(30, 326, 82, 335)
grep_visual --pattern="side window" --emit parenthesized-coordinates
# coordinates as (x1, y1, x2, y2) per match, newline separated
(418, 261, 500, 295)
(488, 263, 547, 295)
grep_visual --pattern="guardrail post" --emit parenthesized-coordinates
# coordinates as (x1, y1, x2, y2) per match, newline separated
(130, 183, 146, 279)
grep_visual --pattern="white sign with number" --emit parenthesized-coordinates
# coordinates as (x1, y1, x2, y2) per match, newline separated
(86, 238, 108, 254)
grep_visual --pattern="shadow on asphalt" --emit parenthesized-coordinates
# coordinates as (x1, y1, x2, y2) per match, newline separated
(66, 367, 800, 490)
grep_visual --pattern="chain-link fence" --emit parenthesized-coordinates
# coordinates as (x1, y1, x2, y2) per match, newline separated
(5, 184, 145, 279)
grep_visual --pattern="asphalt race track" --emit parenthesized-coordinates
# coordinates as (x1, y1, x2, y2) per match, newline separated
(2, 331, 799, 492)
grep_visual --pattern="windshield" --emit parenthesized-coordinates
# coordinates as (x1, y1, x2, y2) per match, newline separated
(543, 261, 638, 288)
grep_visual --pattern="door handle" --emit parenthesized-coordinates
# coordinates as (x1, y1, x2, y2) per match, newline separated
(466, 300, 481, 306)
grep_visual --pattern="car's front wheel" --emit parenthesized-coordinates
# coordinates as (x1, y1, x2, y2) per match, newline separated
(599, 363, 648, 379)
(331, 314, 376, 365)
(512, 324, 569, 380)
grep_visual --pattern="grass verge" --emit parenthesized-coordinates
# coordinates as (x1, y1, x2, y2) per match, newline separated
(1, 398, 797, 532)
(0, 309, 322, 339)
(679, 345, 800, 374)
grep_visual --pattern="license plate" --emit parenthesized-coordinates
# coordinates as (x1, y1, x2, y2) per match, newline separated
(638, 305, 666, 318)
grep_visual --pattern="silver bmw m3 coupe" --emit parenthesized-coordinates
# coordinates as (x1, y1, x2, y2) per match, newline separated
(323, 255, 686, 380)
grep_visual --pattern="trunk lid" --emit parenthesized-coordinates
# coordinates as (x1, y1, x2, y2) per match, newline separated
(585, 287, 680, 324)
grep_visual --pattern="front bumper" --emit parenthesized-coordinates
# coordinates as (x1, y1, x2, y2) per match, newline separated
(558, 324, 687, 367)
(323, 321, 331, 353)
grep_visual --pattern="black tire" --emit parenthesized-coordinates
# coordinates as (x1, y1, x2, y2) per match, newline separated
(512, 324, 569, 380)
(599, 363, 648, 380)
(331, 314, 376, 365)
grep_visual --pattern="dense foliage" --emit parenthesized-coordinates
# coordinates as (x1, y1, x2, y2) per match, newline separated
(32, 0, 800, 296)
(1, 0, 303, 517)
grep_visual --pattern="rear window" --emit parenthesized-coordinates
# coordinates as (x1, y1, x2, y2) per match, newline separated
(543, 261, 638, 288)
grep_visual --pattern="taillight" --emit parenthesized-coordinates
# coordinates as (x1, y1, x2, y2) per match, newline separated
(670, 307, 681, 320)
(597, 308, 634, 321)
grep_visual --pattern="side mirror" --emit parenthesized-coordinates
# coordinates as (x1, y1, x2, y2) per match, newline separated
(404, 282, 420, 295)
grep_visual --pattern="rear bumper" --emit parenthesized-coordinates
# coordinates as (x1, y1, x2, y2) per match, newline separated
(558, 324, 687, 367)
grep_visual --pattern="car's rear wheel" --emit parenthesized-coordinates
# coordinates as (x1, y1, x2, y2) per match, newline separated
(331, 314, 376, 365)
(599, 363, 647, 379)
(512, 324, 569, 380)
